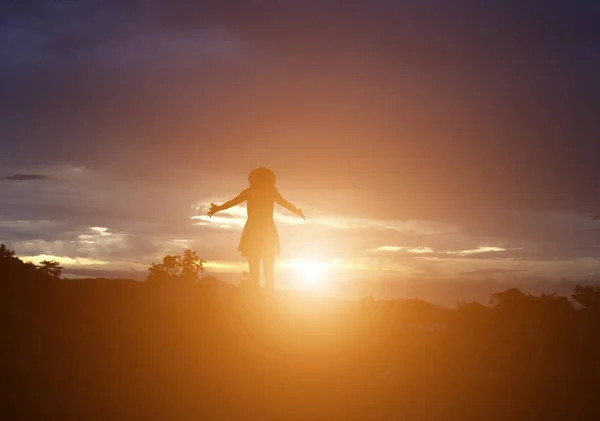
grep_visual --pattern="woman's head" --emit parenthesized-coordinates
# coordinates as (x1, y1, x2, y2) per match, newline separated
(248, 167, 276, 188)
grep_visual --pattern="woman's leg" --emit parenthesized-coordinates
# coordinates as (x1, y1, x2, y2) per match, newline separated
(247, 253, 261, 290)
(263, 254, 276, 292)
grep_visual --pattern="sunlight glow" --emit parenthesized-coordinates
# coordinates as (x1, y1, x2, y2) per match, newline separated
(90, 226, 110, 236)
(20, 254, 109, 266)
(203, 261, 247, 271)
(278, 258, 330, 290)
(299, 265, 326, 289)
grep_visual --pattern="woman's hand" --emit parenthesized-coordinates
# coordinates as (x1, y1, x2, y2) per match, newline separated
(207, 203, 221, 218)
(297, 208, 306, 220)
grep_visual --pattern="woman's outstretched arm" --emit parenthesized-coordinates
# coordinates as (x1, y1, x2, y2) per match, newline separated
(207, 190, 247, 217)
(275, 191, 306, 220)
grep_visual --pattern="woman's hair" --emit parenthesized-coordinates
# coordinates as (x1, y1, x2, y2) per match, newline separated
(248, 167, 276, 188)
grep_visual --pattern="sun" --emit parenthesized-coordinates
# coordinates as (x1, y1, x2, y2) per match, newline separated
(297, 262, 328, 290)
(278, 258, 331, 291)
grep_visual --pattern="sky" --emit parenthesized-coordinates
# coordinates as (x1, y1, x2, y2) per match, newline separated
(1, 1, 600, 298)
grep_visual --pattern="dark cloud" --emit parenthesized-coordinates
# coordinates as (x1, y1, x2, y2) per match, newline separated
(590, 215, 600, 221)
(2, 174, 49, 181)
(1, 0, 597, 217)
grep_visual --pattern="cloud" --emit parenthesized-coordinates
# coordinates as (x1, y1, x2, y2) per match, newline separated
(590, 214, 600, 221)
(3, 174, 49, 181)
(374, 245, 509, 257)
(446, 246, 508, 256)
(376, 246, 435, 254)
(0, 1, 598, 227)
(0, 164, 599, 281)
(457, 268, 527, 277)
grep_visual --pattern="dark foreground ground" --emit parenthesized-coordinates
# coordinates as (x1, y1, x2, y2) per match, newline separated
(1, 277, 600, 420)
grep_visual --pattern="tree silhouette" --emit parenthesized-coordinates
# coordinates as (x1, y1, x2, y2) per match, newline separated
(489, 287, 528, 307)
(146, 249, 206, 286)
(572, 284, 600, 311)
(0, 243, 36, 277)
(0, 243, 16, 260)
(37, 260, 63, 279)
(0, 244, 63, 280)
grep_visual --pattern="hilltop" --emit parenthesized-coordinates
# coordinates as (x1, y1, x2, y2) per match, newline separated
(2, 246, 600, 420)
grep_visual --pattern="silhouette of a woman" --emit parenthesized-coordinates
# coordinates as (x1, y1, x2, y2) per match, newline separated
(207, 167, 305, 291)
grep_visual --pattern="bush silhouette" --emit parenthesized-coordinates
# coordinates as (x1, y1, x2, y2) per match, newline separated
(146, 249, 206, 286)
(573, 284, 600, 311)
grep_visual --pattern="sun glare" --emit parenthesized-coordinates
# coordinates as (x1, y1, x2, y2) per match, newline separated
(300, 265, 325, 288)
(282, 259, 330, 290)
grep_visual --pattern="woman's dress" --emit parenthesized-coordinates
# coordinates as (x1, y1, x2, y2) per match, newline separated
(237, 187, 281, 258)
